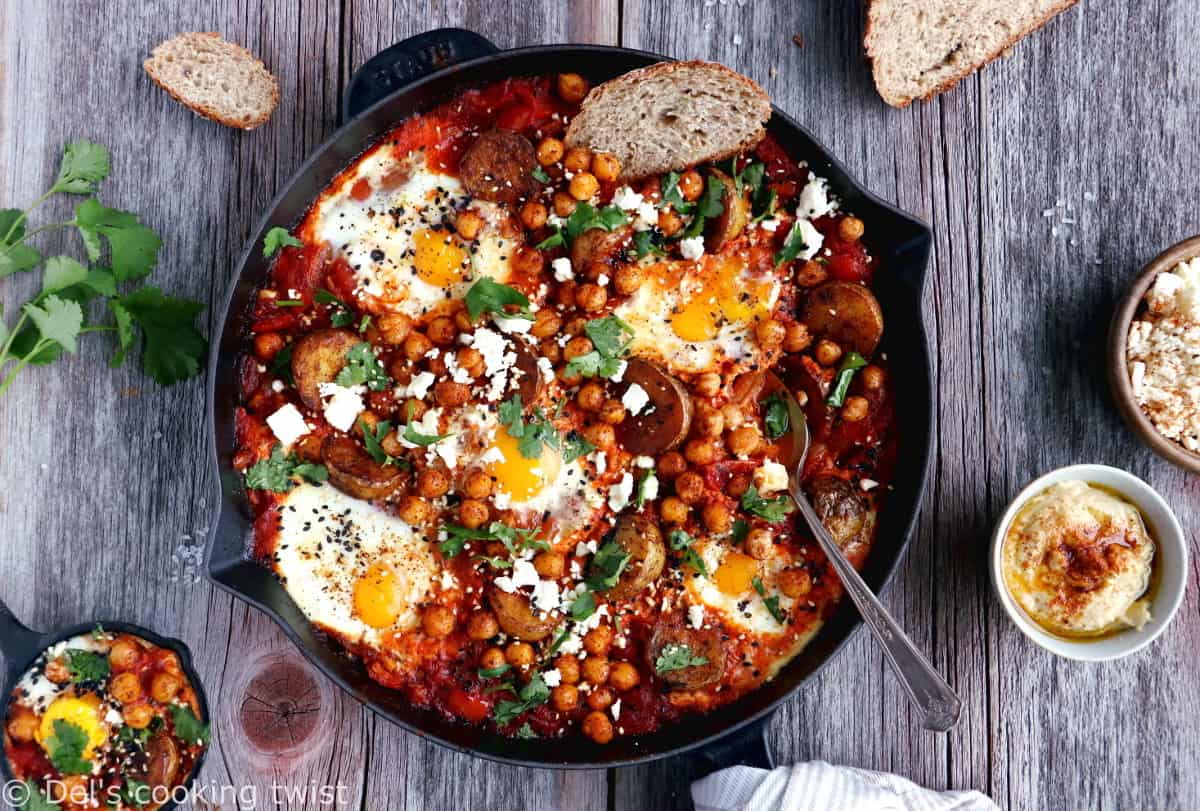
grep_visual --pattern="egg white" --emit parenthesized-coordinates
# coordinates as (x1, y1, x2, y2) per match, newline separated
(685, 540, 794, 635)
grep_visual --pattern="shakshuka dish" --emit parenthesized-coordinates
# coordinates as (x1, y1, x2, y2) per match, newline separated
(232, 69, 897, 744)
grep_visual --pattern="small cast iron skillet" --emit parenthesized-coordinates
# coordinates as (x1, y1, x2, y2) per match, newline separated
(0, 599, 211, 810)
(205, 28, 935, 772)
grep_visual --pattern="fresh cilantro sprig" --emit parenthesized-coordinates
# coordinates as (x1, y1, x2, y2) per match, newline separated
(635, 470, 658, 507)
(561, 430, 595, 464)
(245, 444, 329, 492)
(659, 171, 695, 215)
(478, 663, 512, 679)
(585, 537, 631, 591)
(439, 521, 546, 560)
(763, 391, 790, 440)
(516, 722, 539, 739)
(568, 590, 597, 621)
(682, 174, 726, 239)
(566, 316, 633, 379)
(752, 576, 787, 625)
(498, 394, 560, 459)
(740, 484, 795, 522)
(314, 289, 356, 327)
(827, 351, 868, 407)
(633, 230, 667, 258)
(169, 704, 210, 745)
(0, 140, 206, 396)
(465, 277, 534, 322)
(668, 529, 708, 576)
(335, 342, 391, 390)
(493, 672, 550, 726)
(535, 202, 628, 249)
(654, 643, 708, 674)
(262, 226, 303, 257)
(65, 649, 110, 684)
(399, 402, 452, 448)
(44, 719, 92, 774)
(775, 218, 815, 266)
(359, 418, 402, 466)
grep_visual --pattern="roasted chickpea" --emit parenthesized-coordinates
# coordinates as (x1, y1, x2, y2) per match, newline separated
(553, 190, 578, 217)
(378, 431, 403, 458)
(727, 425, 763, 457)
(674, 471, 705, 504)
(598, 399, 626, 425)
(6, 707, 38, 742)
(150, 671, 182, 703)
(695, 406, 725, 438)
(512, 245, 545, 275)
(582, 711, 614, 744)
(456, 347, 485, 379)
(556, 282, 578, 309)
(124, 704, 154, 730)
(467, 611, 500, 641)
(581, 655, 610, 685)
(838, 215, 865, 242)
(459, 499, 490, 529)
(534, 551, 566, 579)
(403, 332, 433, 362)
(531, 309, 563, 340)
(111, 671, 143, 704)
(684, 438, 718, 466)
(398, 495, 432, 525)
(564, 336, 594, 360)
(563, 146, 592, 173)
(422, 605, 455, 638)
(555, 655, 581, 684)
(842, 395, 870, 422)
(564, 316, 588, 336)
(608, 661, 640, 691)
(583, 625, 613, 656)
(44, 659, 70, 684)
(375, 313, 413, 346)
(727, 472, 752, 498)
(582, 422, 616, 450)
(576, 283, 608, 313)
(464, 470, 495, 499)
(577, 381, 606, 412)
(253, 332, 285, 361)
(552, 683, 580, 712)
(721, 402, 746, 430)
(590, 152, 621, 183)
(783, 322, 812, 353)
(558, 366, 583, 387)
(435, 381, 471, 408)
(404, 398, 428, 420)
(540, 337, 562, 364)
(587, 686, 615, 711)
(557, 73, 590, 104)
(613, 265, 643, 296)
(861, 365, 885, 390)
(456, 209, 484, 240)
(569, 172, 600, 201)
(354, 410, 381, 437)
(745, 529, 774, 560)
(693, 372, 722, 398)
(416, 468, 450, 499)
(430, 317, 458, 346)
(657, 208, 683, 236)
(678, 169, 704, 201)
(755, 319, 787, 348)
(814, 339, 843, 367)
(661, 496, 689, 524)
(779, 567, 813, 598)
(480, 646, 507, 671)
(537, 136, 565, 166)
(657, 451, 686, 479)
(109, 638, 141, 671)
(520, 201, 548, 231)
(702, 501, 733, 533)
(454, 308, 474, 333)
(506, 642, 535, 668)
(796, 260, 828, 287)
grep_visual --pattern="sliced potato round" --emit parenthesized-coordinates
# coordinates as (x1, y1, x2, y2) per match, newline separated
(616, 359, 693, 455)
(704, 168, 749, 252)
(807, 475, 866, 548)
(459, 130, 538, 206)
(321, 435, 406, 501)
(604, 514, 666, 600)
(647, 621, 725, 689)
(570, 225, 632, 271)
(291, 328, 359, 410)
(488, 588, 556, 641)
(145, 730, 180, 791)
(800, 282, 884, 357)
(512, 341, 544, 405)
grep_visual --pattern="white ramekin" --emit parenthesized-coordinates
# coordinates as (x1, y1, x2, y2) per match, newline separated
(989, 464, 1188, 661)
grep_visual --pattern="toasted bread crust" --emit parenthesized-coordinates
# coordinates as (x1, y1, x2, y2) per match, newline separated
(144, 32, 279, 130)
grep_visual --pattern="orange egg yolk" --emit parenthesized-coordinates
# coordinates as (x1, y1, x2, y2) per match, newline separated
(714, 550, 759, 596)
(486, 426, 562, 503)
(670, 257, 774, 341)
(412, 227, 468, 288)
(353, 562, 404, 629)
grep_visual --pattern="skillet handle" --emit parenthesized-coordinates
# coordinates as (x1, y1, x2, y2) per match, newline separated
(342, 28, 500, 123)
(0, 598, 44, 671)
(690, 716, 775, 777)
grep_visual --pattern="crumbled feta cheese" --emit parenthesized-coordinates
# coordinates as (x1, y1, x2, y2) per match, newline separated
(537, 356, 555, 382)
(552, 257, 574, 282)
(791, 218, 824, 261)
(479, 446, 505, 465)
(796, 176, 836, 219)
(608, 472, 634, 511)
(531, 578, 561, 613)
(495, 558, 540, 592)
(589, 449, 608, 475)
(688, 604, 705, 629)
(634, 201, 660, 231)
(493, 490, 512, 510)
(634, 455, 655, 468)
(608, 359, 627, 383)
(317, 382, 365, 431)
(611, 186, 644, 211)
(575, 539, 599, 557)
(444, 352, 473, 384)
(639, 472, 659, 502)
(543, 668, 563, 688)
(493, 313, 533, 334)
(759, 217, 780, 232)
(597, 273, 610, 286)
(679, 236, 705, 260)
(611, 699, 622, 721)
(860, 478, 879, 492)
(266, 403, 309, 446)
(622, 382, 650, 416)
(271, 380, 285, 392)
(753, 460, 789, 494)
(402, 371, 436, 400)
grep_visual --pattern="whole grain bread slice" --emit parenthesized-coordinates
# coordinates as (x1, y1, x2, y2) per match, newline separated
(865, 0, 1079, 107)
(144, 32, 279, 130)
(565, 61, 771, 180)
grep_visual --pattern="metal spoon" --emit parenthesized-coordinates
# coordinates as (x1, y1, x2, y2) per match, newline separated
(773, 379, 962, 732)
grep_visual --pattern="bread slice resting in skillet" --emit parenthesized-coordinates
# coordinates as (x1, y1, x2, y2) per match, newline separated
(865, 0, 1079, 107)
(144, 32, 279, 130)
(565, 60, 771, 180)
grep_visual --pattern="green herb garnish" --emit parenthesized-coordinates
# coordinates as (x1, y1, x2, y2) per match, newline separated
(531, 166, 552, 184)
(498, 394, 560, 459)
(681, 174, 726, 239)
(263, 226, 303, 257)
(120, 777, 152, 809)
(586, 537, 631, 591)
(464, 277, 534, 322)
(65, 649, 110, 684)
(359, 418, 397, 465)
(493, 672, 550, 726)
(335, 341, 390, 390)
(245, 444, 328, 492)
(569, 590, 597, 621)
(634, 471, 658, 507)
(44, 720, 92, 774)
(478, 663, 512, 679)
(168, 705, 210, 745)
(740, 484, 795, 523)
(654, 643, 708, 674)
(827, 351, 868, 407)
(763, 391, 790, 440)
(314, 289, 355, 327)
(516, 722, 539, 739)
(774, 218, 814, 266)
(668, 529, 708, 576)
(566, 316, 633, 379)
(752, 576, 787, 625)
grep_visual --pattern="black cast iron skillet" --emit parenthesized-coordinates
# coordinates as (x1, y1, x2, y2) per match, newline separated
(205, 28, 934, 772)
(0, 599, 211, 809)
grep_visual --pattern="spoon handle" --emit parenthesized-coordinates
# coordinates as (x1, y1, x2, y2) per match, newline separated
(790, 490, 962, 732)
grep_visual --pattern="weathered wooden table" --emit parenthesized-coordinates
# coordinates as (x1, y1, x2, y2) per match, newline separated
(2, 1, 1197, 808)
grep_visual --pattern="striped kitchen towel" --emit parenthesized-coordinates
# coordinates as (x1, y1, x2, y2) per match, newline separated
(692, 762, 999, 811)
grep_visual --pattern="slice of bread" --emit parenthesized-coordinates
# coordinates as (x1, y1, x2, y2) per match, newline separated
(865, 0, 1079, 107)
(144, 33, 279, 130)
(565, 61, 771, 180)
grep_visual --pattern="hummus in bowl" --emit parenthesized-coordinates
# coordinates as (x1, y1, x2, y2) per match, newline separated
(1001, 481, 1153, 637)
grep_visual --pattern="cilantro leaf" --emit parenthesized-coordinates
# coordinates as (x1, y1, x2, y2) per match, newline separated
(750, 189, 779, 224)
(739, 162, 766, 195)
(335, 342, 390, 390)
(498, 395, 559, 459)
(752, 576, 787, 624)
(478, 663, 511, 679)
(563, 202, 628, 243)
(52, 140, 111, 194)
(633, 230, 666, 258)
(23, 295, 82, 353)
(440, 522, 545, 560)
(493, 672, 550, 726)
(569, 590, 597, 621)
(561, 430, 595, 464)
(45, 719, 92, 774)
(516, 722, 539, 739)
(763, 391, 790, 440)
(42, 256, 116, 300)
(730, 519, 750, 544)
(314, 289, 355, 327)
(531, 166, 551, 184)
(18, 781, 59, 811)
(169, 704, 210, 745)
(0, 242, 42, 278)
(245, 444, 328, 492)
(0, 208, 24, 243)
(474, 555, 513, 569)
(567, 316, 633, 379)
(263, 226, 303, 257)
(586, 538, 631, 591)
(65, 649, 110, 684)
(635, 471, 658, 507)
(465, 277, 533, 322)
(740, 484, 795, 522)
(74, 198, 161, 282)
(121, 777, 151, 808)
(534, 228, 565, 250)
(360, 418, 395, 464)
(659, 171, 694, 215)
(403, 419, 452, 448)
(774, 218, 814, 266)
(668, 529, 708, 576)
(114, 286, 207, 384)
(116, 725, 151, 748)
(827, 351, 868, 407)
(654, 643, 708, 674)
(270, 344, 294, 385)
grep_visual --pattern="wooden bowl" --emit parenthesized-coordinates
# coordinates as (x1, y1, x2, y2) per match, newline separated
(1107, 235, 1200, 474)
